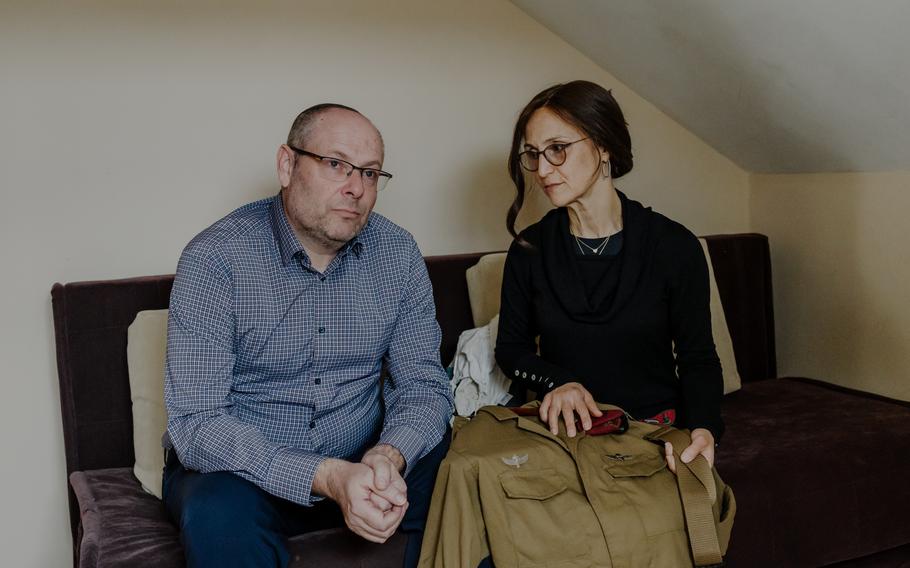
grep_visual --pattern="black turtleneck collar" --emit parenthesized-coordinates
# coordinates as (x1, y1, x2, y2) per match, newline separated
(538, 190, 656, 323)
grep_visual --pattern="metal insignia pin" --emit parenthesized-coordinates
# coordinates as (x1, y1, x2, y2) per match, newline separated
(501, 454, 528, 468)
(605, 453, 634, 462)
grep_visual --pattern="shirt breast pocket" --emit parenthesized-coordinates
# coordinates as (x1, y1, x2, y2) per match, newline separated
(500, 469, 567, 500)
(602, 452, 686, 537)
(344, 287, 396, 364)
(602, 453, 666, 478)
(497, 468, 592, 567)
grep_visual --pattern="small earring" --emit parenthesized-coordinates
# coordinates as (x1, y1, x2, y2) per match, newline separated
(601, 160, 612, 179)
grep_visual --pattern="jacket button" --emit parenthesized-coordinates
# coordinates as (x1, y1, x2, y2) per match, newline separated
(514, 370, 519, 377)
(314, 378, 321, 385)
(318, 326, 325, 334)
(309, 421, 316, 429)
(522, 372, 527, 378)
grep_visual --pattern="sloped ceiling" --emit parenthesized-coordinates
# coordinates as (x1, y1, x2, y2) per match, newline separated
(512, 0, 910, 173)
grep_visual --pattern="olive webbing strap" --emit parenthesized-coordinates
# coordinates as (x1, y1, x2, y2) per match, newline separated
(646, 427, 723, 567)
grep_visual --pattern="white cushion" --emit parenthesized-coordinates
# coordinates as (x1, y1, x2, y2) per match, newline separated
(450, 314, 512, 417)
(698, 239, 742, 394)
(127, 309, 169, 499)
(465, 253, 507, 327)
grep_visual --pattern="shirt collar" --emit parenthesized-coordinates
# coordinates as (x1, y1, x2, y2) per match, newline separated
(270, 193, 305, 267)
(270, 192, 368, 267)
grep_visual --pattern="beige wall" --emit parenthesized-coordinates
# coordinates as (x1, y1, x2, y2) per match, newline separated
(751, 172, 910, 400)
(0, 1, 748, 565)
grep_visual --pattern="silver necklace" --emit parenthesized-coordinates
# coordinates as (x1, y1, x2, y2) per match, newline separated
(574, 234, 611, 256)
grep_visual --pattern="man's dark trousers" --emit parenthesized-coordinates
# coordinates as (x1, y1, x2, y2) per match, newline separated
(163, 432, 450, 568)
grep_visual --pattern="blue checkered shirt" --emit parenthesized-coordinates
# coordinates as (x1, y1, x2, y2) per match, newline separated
(164, 194, 453, 505)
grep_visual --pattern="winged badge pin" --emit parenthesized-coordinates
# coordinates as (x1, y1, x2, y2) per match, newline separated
(501, 454, 529, 468)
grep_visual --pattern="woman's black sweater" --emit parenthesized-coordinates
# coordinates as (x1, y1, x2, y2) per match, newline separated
(494, 190, 724, 438)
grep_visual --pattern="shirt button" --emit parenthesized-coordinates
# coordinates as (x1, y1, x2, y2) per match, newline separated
(309, 421, 316, 429)
(318, 326, 325, 334)
(314, 378, 321, 385)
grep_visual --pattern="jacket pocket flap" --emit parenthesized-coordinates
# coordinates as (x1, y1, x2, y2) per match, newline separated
(602, 453, 666, 477)
(499, 468, 567, 500)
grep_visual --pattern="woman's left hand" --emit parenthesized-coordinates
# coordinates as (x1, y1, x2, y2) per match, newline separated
(664, 428, 715, 474)
(538, 382, 602, 437)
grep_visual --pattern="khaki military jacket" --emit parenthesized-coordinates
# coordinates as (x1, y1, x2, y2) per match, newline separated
(419, 403, 735, 568)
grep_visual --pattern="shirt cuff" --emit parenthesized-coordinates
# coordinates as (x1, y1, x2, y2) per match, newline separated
(686, 416, 725, 443)
(507, 353, 573, 393)
(266, 447, 328, 506)
(378, 425, 427, 478)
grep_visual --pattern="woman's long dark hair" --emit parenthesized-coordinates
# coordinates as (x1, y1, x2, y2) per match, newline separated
(506, 80, 633, 242)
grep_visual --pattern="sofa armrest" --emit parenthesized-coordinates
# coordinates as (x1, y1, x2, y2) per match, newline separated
(70, 471, 101, 568)
(68, 468, 407, 567)
(69, 468, 183, 568)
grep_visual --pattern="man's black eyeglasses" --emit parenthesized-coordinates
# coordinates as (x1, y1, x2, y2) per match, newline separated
(288, 145, 393, 191)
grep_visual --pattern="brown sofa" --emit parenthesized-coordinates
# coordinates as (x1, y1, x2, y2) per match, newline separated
(52, 233, 910, 567)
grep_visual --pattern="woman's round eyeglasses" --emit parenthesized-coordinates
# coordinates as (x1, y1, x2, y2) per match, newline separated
(518, 137, 589, 172)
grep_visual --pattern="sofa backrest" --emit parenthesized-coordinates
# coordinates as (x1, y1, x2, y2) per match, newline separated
(51, 232, 774, 537)
(702, 233, 776, 384)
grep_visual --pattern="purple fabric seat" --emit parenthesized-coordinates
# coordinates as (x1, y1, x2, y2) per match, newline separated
(69, 469, 180, 567)
(70, 468, 405, 567)
(718, 377, 910, 566)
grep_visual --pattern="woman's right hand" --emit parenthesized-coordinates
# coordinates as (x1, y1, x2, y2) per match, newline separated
(539, 382, 603, 437)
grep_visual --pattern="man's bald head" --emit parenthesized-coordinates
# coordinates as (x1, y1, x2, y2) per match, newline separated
(287, 103, 384, 158)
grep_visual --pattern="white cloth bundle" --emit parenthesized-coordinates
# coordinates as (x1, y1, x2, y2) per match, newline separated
(450, 314, 512, 417)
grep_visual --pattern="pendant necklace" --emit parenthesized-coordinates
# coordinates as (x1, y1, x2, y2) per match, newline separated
(574, 234, 611, 256)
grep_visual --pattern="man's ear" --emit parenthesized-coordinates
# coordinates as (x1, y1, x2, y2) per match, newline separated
(277, 144, 295, 188)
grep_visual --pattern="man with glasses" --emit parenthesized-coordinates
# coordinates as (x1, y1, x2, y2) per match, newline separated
(162, 103, 453, 568)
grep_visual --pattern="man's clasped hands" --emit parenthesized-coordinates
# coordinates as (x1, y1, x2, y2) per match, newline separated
(312, 443, 408, 543)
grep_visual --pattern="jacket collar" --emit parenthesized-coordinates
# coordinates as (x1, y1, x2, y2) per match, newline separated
(479, 402, 627, 450)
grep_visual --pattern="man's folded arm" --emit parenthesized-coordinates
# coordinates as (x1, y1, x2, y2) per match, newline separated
(164, 250, 326, 505)
(379, 242, 454, 477)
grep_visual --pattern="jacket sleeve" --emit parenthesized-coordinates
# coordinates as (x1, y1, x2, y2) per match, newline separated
(495, 240, 576, 394)
(379, 240, 454, 476)
(418, 449, 489, 568)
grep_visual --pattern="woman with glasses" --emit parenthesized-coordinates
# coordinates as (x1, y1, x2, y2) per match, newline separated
(494, 80, 723, 471)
